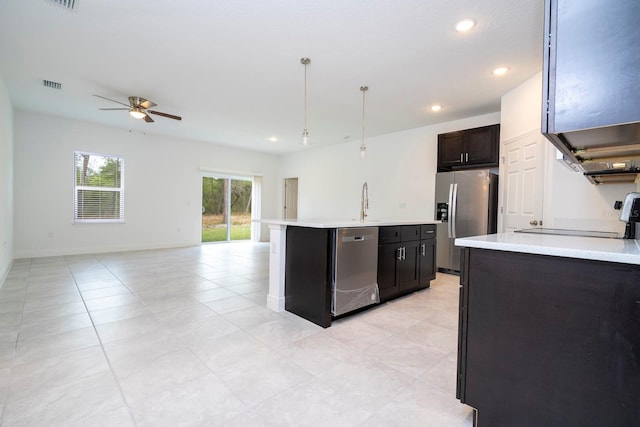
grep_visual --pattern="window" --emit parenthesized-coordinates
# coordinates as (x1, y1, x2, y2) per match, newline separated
(74, 151, 124, 223)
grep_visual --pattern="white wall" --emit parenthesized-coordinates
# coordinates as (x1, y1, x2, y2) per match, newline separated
(500, 72, 636, 234)
(0, 74, 13, 281)
(500, 72, 542, 140)
(279, 112, 500, 221)
(13, 111, 280, 258)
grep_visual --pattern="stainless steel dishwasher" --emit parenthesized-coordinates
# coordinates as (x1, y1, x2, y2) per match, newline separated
(332, 227, 379, 316)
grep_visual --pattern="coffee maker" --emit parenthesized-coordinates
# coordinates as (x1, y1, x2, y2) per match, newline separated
(615, 192, 640, 239)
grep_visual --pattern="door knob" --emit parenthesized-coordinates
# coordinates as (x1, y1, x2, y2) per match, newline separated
(529, 220, 539, 226)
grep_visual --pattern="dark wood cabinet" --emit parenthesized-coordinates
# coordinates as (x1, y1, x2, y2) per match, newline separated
(377, 224, 436, 301)
(457, 247, 640, 426)
(541, 0, 640, 184)
(377, 241, 400, 300)
(398, 239, 420, 291)
(377, 226, 401, 301)
(419, 224, 437, 285)
(542, 0, 640, 138)
(437, 124, 499, 172)
(437, 132, 465, 168)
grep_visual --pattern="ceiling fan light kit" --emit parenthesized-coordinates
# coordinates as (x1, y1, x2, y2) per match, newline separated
(129, 108, 145, 119)
(94, 94, 182, 123)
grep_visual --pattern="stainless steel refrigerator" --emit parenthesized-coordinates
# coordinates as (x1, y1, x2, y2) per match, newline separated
(435, 169, 498, 273)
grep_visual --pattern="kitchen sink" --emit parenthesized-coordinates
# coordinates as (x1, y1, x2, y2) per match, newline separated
(515, 227, 620, 239)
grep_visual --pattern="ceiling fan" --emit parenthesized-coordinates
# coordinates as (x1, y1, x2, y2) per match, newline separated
(93, 94, 182, 123)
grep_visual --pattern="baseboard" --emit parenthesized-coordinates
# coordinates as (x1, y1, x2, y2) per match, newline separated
(13, 242, 201, 259)
(0, 258, 14, 288)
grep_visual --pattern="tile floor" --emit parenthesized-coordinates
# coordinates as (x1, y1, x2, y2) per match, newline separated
(0, 242, 474, 426)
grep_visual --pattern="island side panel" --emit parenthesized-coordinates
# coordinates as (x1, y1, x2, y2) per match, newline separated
(456, 247, 469, 402)
(285, 226, 333, 328)
(461, 248, 640, 426)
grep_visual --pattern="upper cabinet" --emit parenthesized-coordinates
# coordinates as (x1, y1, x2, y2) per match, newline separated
(542, 0, 640, 184)
(437, 124, 500, 172)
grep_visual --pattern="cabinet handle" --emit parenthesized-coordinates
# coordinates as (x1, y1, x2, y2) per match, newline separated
(402, 246, 406, 260)
(460, 153, 463, 163)
(465, 152, 469, 162)
(421, 244, 426, 256)
(397, 248, 402, 261)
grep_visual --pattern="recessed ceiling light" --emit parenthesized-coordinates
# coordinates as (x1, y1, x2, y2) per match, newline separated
(430, 104, 443, 112)
(493, 67, 509, 76)
(268, 137, 278, 142)
(455, 19, 476, 32)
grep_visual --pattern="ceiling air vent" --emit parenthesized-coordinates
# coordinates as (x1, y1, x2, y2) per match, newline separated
(42, 80, 62, 90)
(46, 0, 78, 11)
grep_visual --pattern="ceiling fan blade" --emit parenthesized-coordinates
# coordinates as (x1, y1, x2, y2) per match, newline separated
(99, 108, 130, 111)
(93, 94, 131, 107)
(148, 110, 182, 121)
(143, 114, 154, 123)
(139, 99, 157, 109)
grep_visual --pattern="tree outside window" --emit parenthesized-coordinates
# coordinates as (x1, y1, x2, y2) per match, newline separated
(74, 152, 124, 222)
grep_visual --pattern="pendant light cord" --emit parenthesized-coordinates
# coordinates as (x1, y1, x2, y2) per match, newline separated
(360, 86, 368, 155)
(304, 62, 308, 131)
(361, 87, 366, 148)
(300, 58, 311, 144)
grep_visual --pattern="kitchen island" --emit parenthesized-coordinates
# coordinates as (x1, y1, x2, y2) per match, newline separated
(455, 232, 640, 426)
(260, 219, 438, 327)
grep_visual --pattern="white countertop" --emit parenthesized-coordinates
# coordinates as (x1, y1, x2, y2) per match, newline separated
(456, 232, 640, 265)
(258, 218, 440, 228)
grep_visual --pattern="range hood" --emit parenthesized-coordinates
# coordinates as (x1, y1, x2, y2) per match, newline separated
(541, 0, 640, 185)
(546, 125, 640, 185)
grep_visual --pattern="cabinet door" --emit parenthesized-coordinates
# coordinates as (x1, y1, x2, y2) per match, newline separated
(377, 243, 400, 301)
(464, 125, 499, 165)
(419, 238, 436, 284)
(398, 240, 420, 291)
(437, 132, 464, 171)
(546, 0, 640, 134)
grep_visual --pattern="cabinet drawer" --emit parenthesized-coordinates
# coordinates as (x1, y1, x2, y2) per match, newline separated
(379, 226, 401, 244)
(400, 225, 420, 242)
(420, 224, 436, 239)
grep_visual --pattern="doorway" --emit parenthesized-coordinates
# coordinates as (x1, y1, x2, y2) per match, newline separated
(202, 175, 253, 242)
(283, 177, 298, 220)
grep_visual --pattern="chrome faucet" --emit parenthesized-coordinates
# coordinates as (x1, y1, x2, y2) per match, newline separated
(360, 181, 369, 222)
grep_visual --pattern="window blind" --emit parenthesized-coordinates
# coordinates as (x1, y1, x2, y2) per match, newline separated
(74, 152, 124, 222)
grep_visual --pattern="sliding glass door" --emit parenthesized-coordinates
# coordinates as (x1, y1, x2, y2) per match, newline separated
(202, 176, 252, 242)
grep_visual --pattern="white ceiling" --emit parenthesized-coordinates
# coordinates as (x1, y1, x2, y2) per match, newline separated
(0, 0, 543, 154)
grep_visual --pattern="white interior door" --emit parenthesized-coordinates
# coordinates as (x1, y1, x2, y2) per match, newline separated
(283, 178, 298, 220)
(501, 131, 546, 232)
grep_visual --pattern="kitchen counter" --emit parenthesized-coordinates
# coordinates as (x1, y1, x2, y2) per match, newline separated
(456, 232, 640, 265)
(259, 218, 440, 228)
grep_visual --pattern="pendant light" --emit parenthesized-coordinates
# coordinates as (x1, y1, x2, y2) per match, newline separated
(360, 86, 368, 159)
(300, 57, 311, 145)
